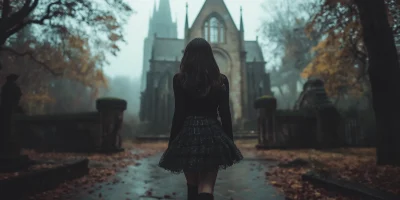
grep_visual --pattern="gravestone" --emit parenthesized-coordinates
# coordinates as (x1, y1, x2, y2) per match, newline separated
(0, 74, 32, 172)
(293, 78, 341, 148)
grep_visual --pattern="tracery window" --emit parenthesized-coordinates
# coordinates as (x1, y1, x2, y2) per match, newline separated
(203, 17, 225, 43)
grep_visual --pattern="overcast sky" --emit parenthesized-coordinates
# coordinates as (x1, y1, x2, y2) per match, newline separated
(103, 0, 267, 79)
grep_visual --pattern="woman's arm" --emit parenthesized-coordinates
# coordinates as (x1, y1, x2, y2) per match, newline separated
(218, 75, 233, 140)
(168, 74, 186, 146)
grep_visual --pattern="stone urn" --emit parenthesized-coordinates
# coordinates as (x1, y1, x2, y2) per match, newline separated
(254, 95, 277, 114)
(96, 97, 127, 111)
(96, 97, 127, 152)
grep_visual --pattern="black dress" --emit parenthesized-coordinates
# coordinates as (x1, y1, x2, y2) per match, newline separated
(158, 74, 243, 174)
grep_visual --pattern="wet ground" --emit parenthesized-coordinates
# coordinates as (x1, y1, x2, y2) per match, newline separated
(71, 152, 285, 200)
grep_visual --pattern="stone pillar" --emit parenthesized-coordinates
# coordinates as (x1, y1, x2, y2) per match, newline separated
(254, 96, 277, 149)
(96, 97, 127, 152)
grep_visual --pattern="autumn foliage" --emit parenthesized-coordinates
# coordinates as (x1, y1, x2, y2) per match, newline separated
(0, 141, 167, 200)
(301, 0, 400, 98)
(301, 26, 365, 97)
(237, 141, 400, 199)
(0, 0, 133, 114)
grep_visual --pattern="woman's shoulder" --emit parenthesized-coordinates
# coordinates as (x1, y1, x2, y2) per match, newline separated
(173, 73, 180, 79)
(219, 74, 229, 84)
(173, 73, 183, 83)
(173, 73, 185, 89)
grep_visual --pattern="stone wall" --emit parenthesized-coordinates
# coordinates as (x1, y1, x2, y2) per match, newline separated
(15, 112, 102, 152)
(13, 98, 127, 153)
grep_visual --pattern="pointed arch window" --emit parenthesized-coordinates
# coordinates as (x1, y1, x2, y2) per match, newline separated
(203, 17, 225, 43)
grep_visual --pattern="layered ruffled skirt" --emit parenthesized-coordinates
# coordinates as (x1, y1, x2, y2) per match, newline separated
(158, 116, 243, 174)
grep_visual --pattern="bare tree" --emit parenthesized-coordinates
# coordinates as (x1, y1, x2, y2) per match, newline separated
(0, 0, 133, 73)
(260, 0, 323, 107)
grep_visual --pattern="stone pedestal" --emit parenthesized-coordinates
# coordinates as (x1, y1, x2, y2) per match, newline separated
(254, 96, 277, 149)
(0, 109, 33, 172)
(96, 97, 127, 153)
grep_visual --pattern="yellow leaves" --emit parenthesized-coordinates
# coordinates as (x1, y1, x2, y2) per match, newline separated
(45, 33, 108, 93)
(290, 183, 303, 189)
(270, 181, 280, 186)
(67, 35, 87, 49)
(23, 93, 56, 103)
(302, 26, 366, 98)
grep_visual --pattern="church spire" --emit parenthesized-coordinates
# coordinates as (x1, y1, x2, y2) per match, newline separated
(184, 2, 190, 43)
(153, 0, 157, 14)
(239, 6, 244, 32)
(185, 2, 189, 30)
(158, 0, 172, 23)
(148, 0, 177, 38)
(239, 6, 245, 52)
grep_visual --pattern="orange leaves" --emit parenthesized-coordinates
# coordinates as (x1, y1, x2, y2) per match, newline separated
(23, 93, 56, 104)
(23, 141, 167, 200)
(54, 33, 108, 91)
(255, 147, 400, 199)
(67, 35, 87, 50)
(303, 19, 366, 98)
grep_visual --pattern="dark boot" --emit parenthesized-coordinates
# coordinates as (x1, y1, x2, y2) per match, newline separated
(187, 184, 198, 200)
(197, 193, 214, 200)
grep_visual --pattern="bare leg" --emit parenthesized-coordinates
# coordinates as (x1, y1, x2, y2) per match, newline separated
(184, 171, 199, 185)
(184, 171, 199, 200)
(198, 169, 218, 194)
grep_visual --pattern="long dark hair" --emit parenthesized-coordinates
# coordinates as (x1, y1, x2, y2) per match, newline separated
(178, 38, 223, 97)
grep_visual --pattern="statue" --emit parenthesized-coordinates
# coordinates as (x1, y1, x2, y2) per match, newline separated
(1, 74, 22, 109)
(0, 74, 22, 154)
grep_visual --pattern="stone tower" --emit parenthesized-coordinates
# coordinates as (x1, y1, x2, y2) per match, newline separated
(140, 0, 272, 131)
(185, 0, 248, 122)
(141, 0, 178, 92)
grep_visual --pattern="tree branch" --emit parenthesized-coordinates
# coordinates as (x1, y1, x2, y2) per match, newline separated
(0, 46, 63, 76)
(6, 0, 37, 29)
(25, 0, 62, 25)
(4, 0, 61, 41)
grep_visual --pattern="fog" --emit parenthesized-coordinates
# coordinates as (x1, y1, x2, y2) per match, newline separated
(101, 0, 267, 118)
(100, 76, 141, 118)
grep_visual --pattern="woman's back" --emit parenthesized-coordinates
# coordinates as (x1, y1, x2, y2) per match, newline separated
(178, 74, 226, 117)
(158, 38, 243, 199)
(171, 73, 233, 140)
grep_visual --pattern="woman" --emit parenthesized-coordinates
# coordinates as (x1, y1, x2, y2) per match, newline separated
(158, 38, 243, 200)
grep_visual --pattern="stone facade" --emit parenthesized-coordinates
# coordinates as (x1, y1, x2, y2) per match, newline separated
(140, 0, 272, 129)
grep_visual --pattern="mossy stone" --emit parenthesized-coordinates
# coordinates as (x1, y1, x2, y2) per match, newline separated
(96, 97, 127, 111)
(254, 95, 277, 112)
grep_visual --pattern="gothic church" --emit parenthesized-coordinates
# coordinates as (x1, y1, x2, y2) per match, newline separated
(139, 0, 272, 129)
